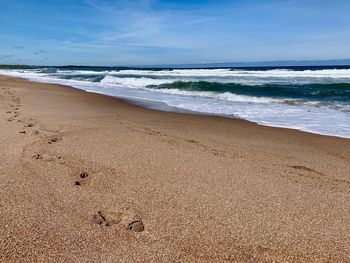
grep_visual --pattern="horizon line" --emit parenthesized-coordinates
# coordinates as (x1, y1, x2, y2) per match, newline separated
(1, 58, 350, 68)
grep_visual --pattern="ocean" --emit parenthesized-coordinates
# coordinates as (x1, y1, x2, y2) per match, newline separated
(1, 66, 349, 138)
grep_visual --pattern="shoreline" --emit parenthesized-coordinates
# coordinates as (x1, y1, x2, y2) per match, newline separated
(0, 75, 350, 262)
(2, 74, 350, 140)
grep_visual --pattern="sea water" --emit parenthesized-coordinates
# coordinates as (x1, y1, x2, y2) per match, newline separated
(1, 66, 349, 138)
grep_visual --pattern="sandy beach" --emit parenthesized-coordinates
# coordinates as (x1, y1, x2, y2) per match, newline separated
(0, 75, 349, 262)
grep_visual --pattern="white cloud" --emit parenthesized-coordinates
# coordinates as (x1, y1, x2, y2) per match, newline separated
(83, 0, 215, 50)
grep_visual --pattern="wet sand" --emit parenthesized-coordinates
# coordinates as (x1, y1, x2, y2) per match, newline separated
(0, 76, 349, 262)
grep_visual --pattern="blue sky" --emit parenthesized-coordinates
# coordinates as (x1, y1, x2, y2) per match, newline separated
(0, 0, 350, 66)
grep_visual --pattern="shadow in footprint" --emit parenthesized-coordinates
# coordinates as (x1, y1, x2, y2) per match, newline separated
(92, 208, 144, 232)
(48, 137, 60, 144)
(285, 165, 350, 193)
(289, 165, 325, 176)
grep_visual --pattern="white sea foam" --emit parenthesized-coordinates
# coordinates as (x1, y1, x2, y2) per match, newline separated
(103, 68, 350, 86)
(99, 75, 286, 104)
(57, 70, 110, 75)
(109, 68, 350, 77)
(0, 68, 349, 138)
(109, 68, 350, 80)
(101, 75, 175, 88)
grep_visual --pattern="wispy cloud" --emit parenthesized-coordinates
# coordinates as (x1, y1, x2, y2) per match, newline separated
(35, 50, 47, 55)
(1, 0, 350, 65)
(84, 0, 215, 50)
(49, 39, 114, 51)
(0, 54, 15, 60)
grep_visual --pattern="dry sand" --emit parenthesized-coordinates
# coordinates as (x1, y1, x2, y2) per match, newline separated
(0, 76, 349, 262)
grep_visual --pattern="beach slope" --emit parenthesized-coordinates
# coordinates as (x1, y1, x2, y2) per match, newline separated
(0, 76, 349, 262)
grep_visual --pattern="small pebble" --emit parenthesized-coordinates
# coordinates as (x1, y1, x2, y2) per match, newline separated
(32, 153, 41, 160)
(80, 171, 89, 179)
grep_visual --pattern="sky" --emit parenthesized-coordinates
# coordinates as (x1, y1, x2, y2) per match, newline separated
(0, 0, 350, 66)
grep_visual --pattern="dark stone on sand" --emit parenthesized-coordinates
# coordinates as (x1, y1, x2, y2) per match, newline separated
(19, 131, 26, 134)
(80, 171, 89, 179)
(74, 181, 80, 186)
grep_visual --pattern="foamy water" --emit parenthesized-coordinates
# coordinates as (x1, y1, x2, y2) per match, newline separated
(1, 67, 349, 138)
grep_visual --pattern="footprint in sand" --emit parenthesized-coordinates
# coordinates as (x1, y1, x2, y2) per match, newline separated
(186, 138, 226, 157)
(24, 123, 34, 128)
(31, 153, 55, 162)
(48, 137, 60, 144)
(289, 165, 325, 176)
(286, 165, 350, 192)
(92, 208, 144, 232)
